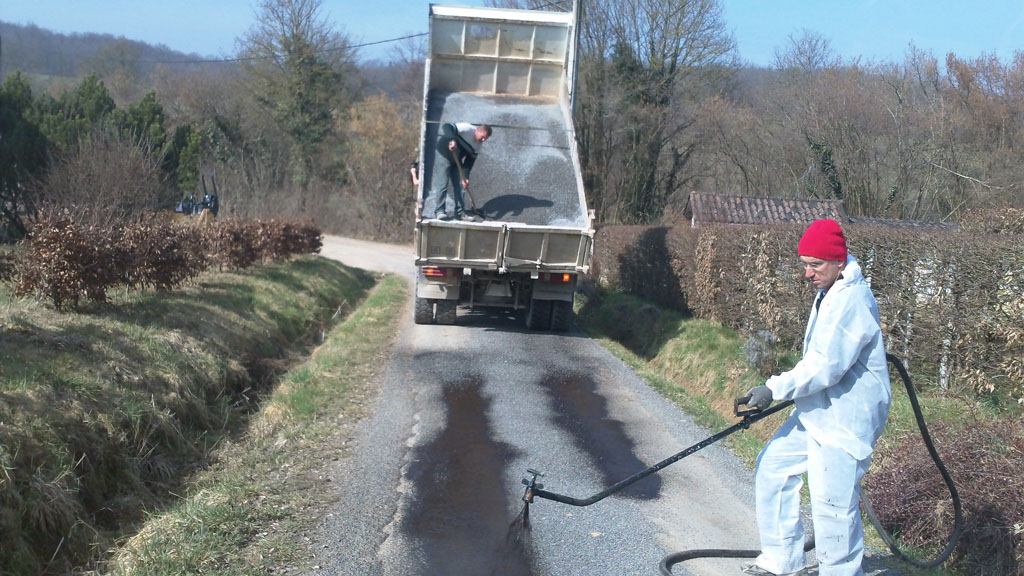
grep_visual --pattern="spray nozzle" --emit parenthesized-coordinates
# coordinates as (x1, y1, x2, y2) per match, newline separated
(521, 468, 545, 503)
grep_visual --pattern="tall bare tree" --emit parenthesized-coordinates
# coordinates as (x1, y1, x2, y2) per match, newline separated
(343, 94, 419, 240)
(490, 0, 736, 223)
(237, 0, 355, 191)
(773, 29, 842, 74)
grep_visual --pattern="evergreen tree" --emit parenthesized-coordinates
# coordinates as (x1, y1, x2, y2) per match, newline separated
(0, 72, 49, 238)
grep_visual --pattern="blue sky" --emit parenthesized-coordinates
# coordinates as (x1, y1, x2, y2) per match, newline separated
(1, 1, 1022, 66)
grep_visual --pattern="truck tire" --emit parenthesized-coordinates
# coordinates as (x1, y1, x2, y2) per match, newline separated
(436, 299, 457, 325)
(550, 300, 573, 331)
(525, 298, 552, 330)
(414, 295, 434, 324)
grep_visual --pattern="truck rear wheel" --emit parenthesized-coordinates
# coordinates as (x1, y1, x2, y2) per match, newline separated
(414, 295, 434, 324)
(550, 300, 573, 331)
(436, 299, 457, 325)
(525, 298, 552, 330)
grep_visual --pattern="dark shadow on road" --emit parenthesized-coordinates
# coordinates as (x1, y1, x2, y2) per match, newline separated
(400, 374, 536, 576)
(453, 306, 591, 339)
(539, 370, 662, 500)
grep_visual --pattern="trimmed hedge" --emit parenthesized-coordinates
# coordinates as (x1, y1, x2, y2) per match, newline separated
(11, 213, 323, 310)
(594, 222, 1024, 404)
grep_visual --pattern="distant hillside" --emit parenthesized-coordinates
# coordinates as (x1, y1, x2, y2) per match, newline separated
(0, 20, 209, 83)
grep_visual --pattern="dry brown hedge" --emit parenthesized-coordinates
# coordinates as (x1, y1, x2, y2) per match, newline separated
(594, 222, 1024, 403)
(10, 213, 323, 309)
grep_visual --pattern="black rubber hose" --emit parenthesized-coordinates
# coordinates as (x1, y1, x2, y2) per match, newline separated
(528, 400, 795, 507)
(659, 353, 964, 575)
(863, 354, 964, 568)
(659, 540, 815, 575)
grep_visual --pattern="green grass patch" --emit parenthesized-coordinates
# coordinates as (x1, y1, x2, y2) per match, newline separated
(106, 275, 407, 576)
(0, 255, 378, 575)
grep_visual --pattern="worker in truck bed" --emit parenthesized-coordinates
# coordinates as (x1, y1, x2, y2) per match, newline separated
(431, 122, 491, 221)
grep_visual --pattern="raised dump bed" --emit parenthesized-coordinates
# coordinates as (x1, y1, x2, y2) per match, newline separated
(413, 4, 593, 330)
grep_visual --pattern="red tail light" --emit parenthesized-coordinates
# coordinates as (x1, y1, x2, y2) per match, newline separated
(539, 273, 574, 283)
(423, 267, 448, 277)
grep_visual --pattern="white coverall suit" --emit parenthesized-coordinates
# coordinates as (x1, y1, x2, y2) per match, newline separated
(753, 256, 891, 576)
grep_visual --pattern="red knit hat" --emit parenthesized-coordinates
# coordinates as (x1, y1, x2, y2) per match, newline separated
(798, 219, 847, 261)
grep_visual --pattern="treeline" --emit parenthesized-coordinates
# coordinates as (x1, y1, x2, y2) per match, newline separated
(491, 0, 1022, 225)
(0, 72, 199, 237)
(688, 50, 1024, 223)
(0, 20, 204, 85)
(1, 1, 422, 244)
(4, 0, 1023, 245)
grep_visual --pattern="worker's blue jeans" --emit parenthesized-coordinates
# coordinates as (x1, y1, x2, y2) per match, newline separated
(753, 415, 872, 576)
(433, 159, 465, 217)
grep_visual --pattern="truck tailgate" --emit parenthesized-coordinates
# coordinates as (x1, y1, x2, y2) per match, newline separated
(416, 221, 592, 273)
(503, 226, 592, 272)
(416, 221, 505, 269)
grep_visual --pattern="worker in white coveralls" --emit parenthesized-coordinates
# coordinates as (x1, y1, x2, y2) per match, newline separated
(740, 219, 891, 576)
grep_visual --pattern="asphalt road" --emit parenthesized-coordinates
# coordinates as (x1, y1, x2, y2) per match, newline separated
(312, 236, 898, 576)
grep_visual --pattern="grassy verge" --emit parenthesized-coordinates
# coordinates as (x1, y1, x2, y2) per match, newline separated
(575, 289, 777, 465)
(104, 274, 407, 575)
(0, 255, 378, 575)
(574, 286, 968, 575)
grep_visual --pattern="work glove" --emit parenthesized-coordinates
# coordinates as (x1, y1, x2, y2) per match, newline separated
(745, 385, 773, 410)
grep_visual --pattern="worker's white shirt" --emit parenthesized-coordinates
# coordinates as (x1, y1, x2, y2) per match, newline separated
(454, 122, 482, 154)
(765, 256, 891, 460)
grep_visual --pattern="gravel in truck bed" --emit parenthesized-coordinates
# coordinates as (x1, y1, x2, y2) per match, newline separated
(421, 91, 589, 228)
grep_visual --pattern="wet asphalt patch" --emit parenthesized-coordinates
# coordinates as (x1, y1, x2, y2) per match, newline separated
(541, 370, 662, 500)
(400, 375, 535, 575)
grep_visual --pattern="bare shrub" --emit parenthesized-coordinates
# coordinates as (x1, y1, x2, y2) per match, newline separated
(14, 212, 119, 309)
(118, 217, 208, 290)
(206, 218, 259, 270)
(865, 418, 1024, 575)
(37, 129, 168, 229)
(258, 219, 322, 258)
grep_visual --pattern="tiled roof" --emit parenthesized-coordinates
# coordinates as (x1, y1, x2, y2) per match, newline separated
(848, 215, 958, 230)
(683, 192, 847, 226)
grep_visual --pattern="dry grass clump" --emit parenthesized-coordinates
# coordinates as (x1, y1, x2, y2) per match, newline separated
(864, 418, 1024, 575)
(0, 255, 374, 574)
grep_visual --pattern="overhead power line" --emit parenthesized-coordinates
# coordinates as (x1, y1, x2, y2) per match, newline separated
(16, 1, 575, 68)
(122, 32, 430, 66)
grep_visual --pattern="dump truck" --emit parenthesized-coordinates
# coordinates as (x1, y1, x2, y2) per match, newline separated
(413, 3, 594, 331)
